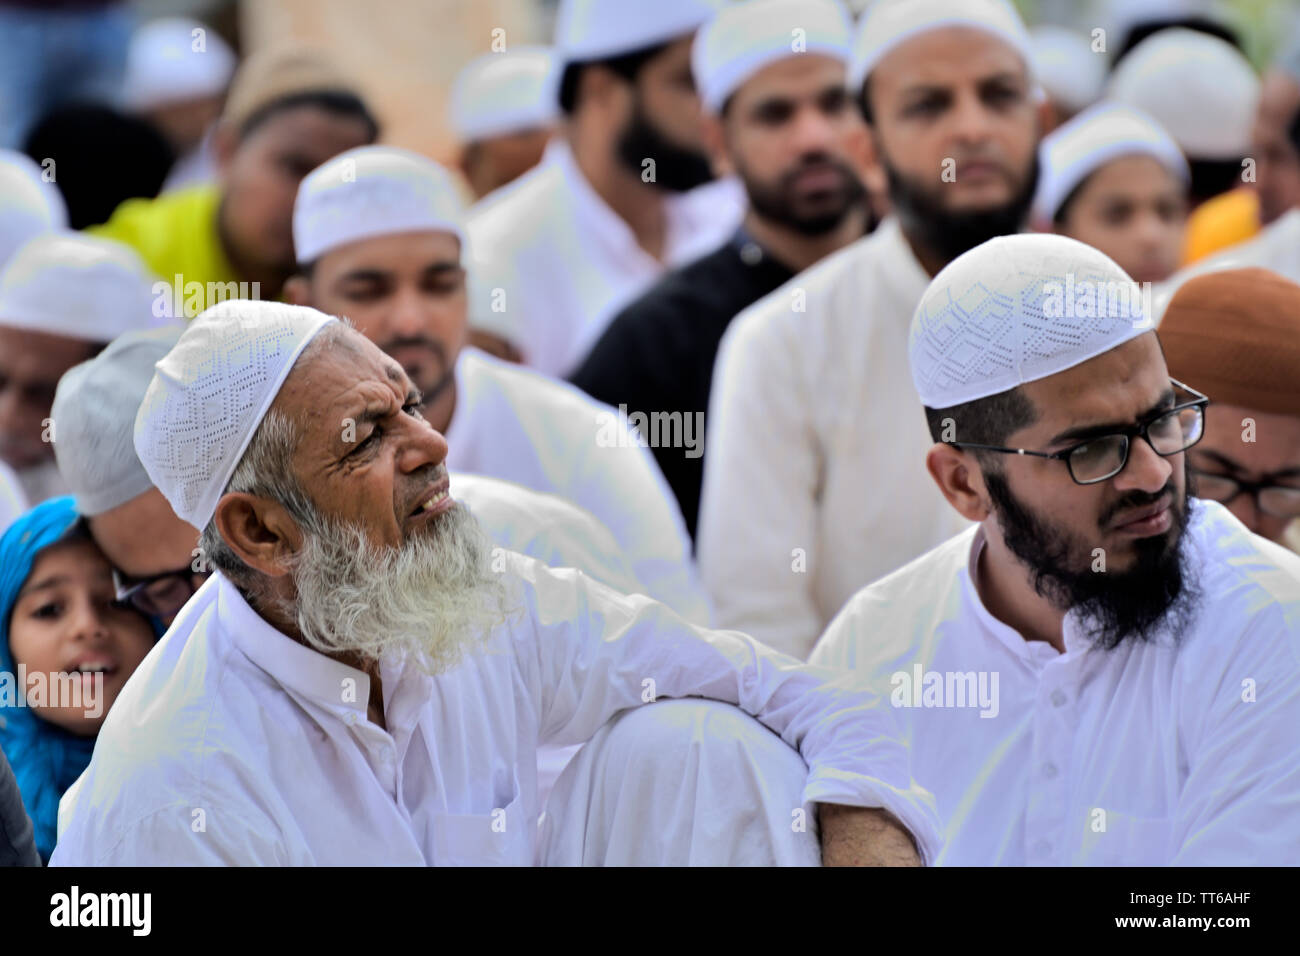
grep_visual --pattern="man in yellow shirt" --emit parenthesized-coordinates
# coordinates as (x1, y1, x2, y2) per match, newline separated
(91, 46, 378, 316)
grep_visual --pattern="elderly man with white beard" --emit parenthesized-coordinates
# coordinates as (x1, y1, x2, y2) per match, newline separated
(51, 300, 941, 867)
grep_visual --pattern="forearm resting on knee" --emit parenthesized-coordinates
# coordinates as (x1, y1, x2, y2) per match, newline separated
(817, 804, 924, 867)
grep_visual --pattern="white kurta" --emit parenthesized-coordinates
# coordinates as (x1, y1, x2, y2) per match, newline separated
(0, 458, 27, 536)
(698, 218, 972, 659)
(810, 499, 1300, 866)
(466, 139, 744, 377)
(52, 554, 943, 866)
(446, 347, 711, 625)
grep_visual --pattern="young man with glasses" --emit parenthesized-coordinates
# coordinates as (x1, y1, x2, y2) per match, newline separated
(810, 234, 1300, 865)
(1159, 267, 1300, 552)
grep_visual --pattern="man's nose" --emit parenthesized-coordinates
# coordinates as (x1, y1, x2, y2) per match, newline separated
(1114, 435, 1174, 495)
(395, 413, 449, 474)
(390, 286, 431, 339)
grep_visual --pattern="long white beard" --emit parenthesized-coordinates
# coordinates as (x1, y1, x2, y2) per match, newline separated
(286, 502, 514, 676)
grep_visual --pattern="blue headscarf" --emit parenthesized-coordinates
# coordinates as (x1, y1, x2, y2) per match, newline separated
(0, 496, 160, 863)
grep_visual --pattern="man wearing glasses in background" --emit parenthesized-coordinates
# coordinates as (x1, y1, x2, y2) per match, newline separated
(1158, 267, 1300, 554)
(51, 328, 208, 625)
(811, 234, 1300, 865)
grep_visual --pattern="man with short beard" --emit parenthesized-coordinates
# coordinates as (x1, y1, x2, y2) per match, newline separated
(465, 0, 743, 375)
(571, 0, 870, 538)
(811, 234, 1300, 865)
(698, 0, 1040, 658)
(52, 300, 944, 866)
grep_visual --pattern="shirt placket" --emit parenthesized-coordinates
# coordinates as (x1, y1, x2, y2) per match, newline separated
(1023, 645, 1078, 865)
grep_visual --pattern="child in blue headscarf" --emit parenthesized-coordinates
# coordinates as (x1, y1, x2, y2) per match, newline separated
(0, 497, 158, 863)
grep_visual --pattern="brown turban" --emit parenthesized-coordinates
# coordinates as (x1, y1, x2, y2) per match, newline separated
(221, 45, 368, 134)
(1159, 267, 1300, 417)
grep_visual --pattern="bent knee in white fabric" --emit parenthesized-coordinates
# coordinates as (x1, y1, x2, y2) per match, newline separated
(538, 698, 820, 866)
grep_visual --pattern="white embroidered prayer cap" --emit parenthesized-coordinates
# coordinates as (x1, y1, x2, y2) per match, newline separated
(122, 17, 236, 112)
(1029, 26, 1106, 115)
(555, 0, 725, 65)
(1033, 102, 1188, 223)
(451, 47, 559, 141)
(1107, 29, 1259, 160)
(294, 146, 466, 266)
(134, 301, 337, 530)
(0, 149, 67, 271)
(692, 0, 852, 115)
(848, 0, 1034, 95)
(52, 326, 183, 516)
(0, 233, 155, 342)
(909, 234, 1153, 409)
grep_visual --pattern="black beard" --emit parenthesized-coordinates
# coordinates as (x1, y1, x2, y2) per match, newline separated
(615, 98, 715, 193)
(984, 463, 1202, 650)
(739, 152, 867, 237)
(882, 152, 1039, 266)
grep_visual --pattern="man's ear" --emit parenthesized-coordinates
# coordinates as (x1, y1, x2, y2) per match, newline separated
(282, 275, 312, 306)
(701, 113, 732, 178)
(926, 443, 991, 523)
(213, 492, 305, 579)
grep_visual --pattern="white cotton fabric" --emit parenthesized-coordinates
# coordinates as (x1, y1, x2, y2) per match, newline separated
(909, 234, 1153, 409)
(555, 0, 724, 65)
(0, 150, 66, 271)
(451, 47, 559, 141)
(1034, 102, 1188, 224)
(52, 326, 183, 517)
(698, 218, 972, 659)
(122, 17, 236, 111)
(0, 460, 27, 538)
(467, 139, 744, 376)
(848, 0, 1034, 93)
(445, 347, 711, 625)
(691, 0, 852, 115)
(52, 553, 944, 865)
(134, 301, 336, 531)
(1106, 29, 1259, 160)
(294, 146, 467, 265)
(811, 501, 1300, 865)
(0, 233, 154, 342)
(1159, 208, 1300, 313)
(1029, 26, 1106, 115)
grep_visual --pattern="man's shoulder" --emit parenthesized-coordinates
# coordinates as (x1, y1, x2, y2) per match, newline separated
(466, 161, 562, 249)
(812, 527, 977, 669)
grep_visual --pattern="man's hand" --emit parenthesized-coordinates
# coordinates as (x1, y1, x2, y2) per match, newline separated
(817, 804, 924, 867)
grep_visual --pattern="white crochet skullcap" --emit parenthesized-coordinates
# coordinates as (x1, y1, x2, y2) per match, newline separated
(555, 0, 724, 65)
(692, 0, 852, 115)
(848, 0, 1034, 94)
(1107, 28, 1259, 160)
(1034, 102, 1188, 222)
(1029, 26, 1106, 115)
(451, 47, 559, 141)
(0, 233, 155, 342)
(0, 149, 67, 270)
(134, 301, 337, 530)
(294, 145, 466, 265)
(122, 17, 236, 111)
(910, 234, 1153, 408)
(52, 326, 183, 516)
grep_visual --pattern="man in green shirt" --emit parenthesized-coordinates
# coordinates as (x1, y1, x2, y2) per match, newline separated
(92, 45, 379, 316)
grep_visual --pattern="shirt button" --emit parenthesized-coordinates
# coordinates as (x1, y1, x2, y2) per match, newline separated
(343, 712, 358, 726)
(1043, 762, 1058, 779)
(1050, 689, 1067, 708)
(740, 242, 763, 266)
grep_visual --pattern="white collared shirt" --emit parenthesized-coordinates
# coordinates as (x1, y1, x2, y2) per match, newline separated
(467, 139, 744, 377)
(53, 553, 943, 866)
(0, 458, 26, 536)
(810, 500, 1300, 866)
(445, 347, 711, 624)
(698, 218, 972, 659)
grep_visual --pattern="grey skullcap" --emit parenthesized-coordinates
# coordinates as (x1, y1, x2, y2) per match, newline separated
(51, 325, 183, 516)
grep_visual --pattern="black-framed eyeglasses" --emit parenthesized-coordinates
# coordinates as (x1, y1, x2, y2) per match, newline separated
(112, 565, 205, 619)
(949, 378, 1209, 486)
(1192, 470, 1300, 518)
